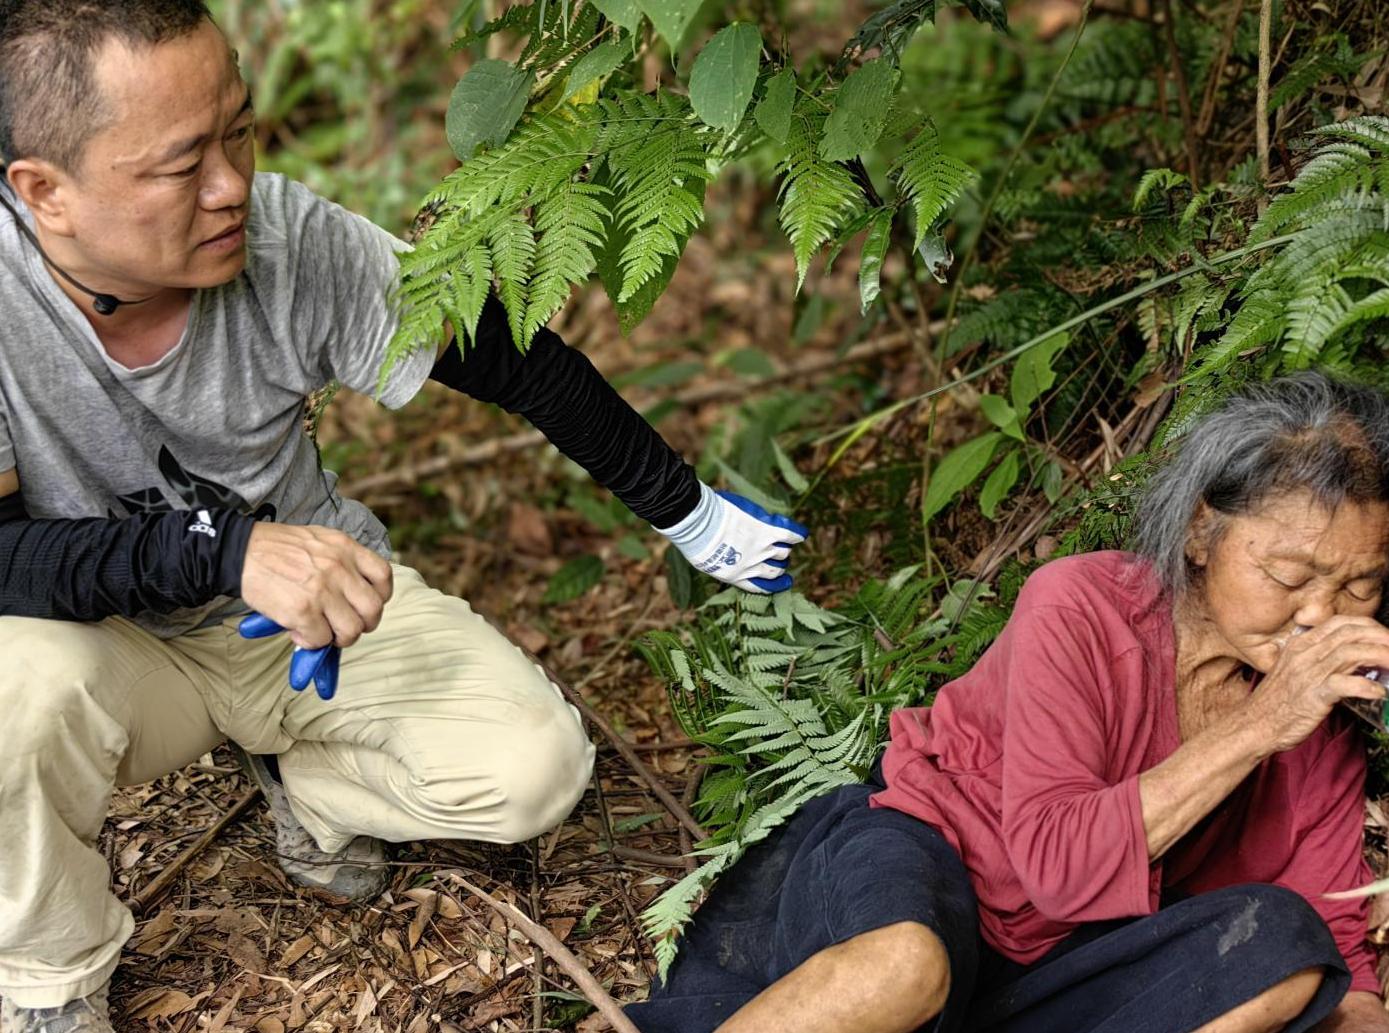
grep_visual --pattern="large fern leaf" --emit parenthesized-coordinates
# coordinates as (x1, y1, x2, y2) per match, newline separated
(521, 180, 609, 345)
(891, 117, 975, 248)
(777, 105, 865, 290)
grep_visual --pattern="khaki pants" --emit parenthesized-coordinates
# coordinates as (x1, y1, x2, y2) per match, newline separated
(0, 566, 595, 1008)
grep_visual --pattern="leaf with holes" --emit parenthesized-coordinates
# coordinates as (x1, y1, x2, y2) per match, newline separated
(922, 432, 1003, 524)
(562, 40, 630, 102)
(820, 59, 898, 161)
(690, 23, 763, 133)
(755, 68, 796, 144)
(637, 0, 701, 47)
(590, 0, 641, 31)
(445, 60, 534, 161)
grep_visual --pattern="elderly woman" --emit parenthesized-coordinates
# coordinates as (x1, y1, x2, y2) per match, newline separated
(628, 371, 1389, 1033)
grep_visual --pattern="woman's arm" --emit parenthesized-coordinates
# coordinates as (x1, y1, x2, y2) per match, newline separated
(1314, 992, 1389, 1032)
(1141, 616, 1389, 861)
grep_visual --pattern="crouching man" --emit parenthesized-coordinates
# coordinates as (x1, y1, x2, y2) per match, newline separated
(0, 2, 808, 1029)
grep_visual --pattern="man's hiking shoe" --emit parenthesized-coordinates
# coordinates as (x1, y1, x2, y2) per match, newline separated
(1, 982, 114, 1033)
(232, 746, 391, 903)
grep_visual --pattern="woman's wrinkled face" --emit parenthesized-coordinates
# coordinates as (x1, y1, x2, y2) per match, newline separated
(1188, 491, 1389, 673)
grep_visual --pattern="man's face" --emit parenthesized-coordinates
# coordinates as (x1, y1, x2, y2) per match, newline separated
(53, 20, 255, 293)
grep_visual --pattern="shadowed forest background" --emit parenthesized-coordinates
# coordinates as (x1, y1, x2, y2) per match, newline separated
(101, 0, 1389, 1029)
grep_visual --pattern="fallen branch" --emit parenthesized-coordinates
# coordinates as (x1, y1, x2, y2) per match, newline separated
(609, 845, 692, 867)
(548, 665, 706, 842)
(443, 870, 644, 1033)
(131, 787, 262, 915)
(342, 333, 916, 497)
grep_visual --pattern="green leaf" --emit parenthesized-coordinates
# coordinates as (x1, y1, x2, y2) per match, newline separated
(445, 59, 535, 161)
(941, 577, 995, 623)
(754, 68, 796, 144)
(690, 23, 763, 133)
(590, 0, 642, 31)
(637, 0, 701, 47)
(772, 440, 810, 494)
(858, 208, 892, 313)
(978, 394, 1024, 440)
(979, 449, 1021, 520)
(1041, 460, 1064, 504)
(543, 554, 606, 604)
(562, 40, 629, 101)
(1010, 332, 1070, 414)
(820, 59, 898, 161)
(922, 432, 1002, 524)
(665, 544, 699, 608)
(958, 0, 1008, 32)
(617, 534, 648, 560)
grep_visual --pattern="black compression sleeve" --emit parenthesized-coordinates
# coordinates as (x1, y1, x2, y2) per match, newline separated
(430, 293, 702, 527)
(0, 491, 255, 621)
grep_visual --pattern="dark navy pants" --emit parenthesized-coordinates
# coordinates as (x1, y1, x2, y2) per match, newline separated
(626, 784, 1351, 1033)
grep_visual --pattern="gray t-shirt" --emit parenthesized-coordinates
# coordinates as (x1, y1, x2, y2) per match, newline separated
(0, 172, 435, 636)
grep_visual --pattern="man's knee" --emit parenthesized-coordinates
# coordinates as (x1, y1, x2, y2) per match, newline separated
(487, 710, 595, 843)
(0, 619, 118, 761)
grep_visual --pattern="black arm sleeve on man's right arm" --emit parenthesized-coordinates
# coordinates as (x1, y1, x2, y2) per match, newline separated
(430, 293, 702, 528)
(0, 490, 255, 622)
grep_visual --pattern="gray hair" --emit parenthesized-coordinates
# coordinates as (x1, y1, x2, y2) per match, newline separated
(1135, 370, 1389, 597)
(0, 0, 213, 172)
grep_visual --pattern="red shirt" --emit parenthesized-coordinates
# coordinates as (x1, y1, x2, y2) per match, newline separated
(872, 551, 1377, 992)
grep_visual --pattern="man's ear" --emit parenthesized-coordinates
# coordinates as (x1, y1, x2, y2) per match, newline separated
(1185, 501, 1215, 569)
(6, 160, 76, 237)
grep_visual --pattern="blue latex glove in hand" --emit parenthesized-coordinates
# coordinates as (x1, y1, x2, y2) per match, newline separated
(238, 612, 342, 701)
(658, 483, 809, 593)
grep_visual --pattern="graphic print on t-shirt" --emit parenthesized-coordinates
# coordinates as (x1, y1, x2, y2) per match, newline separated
(109, 445, 277, 522)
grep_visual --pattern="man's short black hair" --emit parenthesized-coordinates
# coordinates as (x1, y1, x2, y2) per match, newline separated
(0, 0, 213, 171)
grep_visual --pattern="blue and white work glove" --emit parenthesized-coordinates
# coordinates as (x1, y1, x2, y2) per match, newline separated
(238, 612, 342, 701)
(658, 483, 809, 594)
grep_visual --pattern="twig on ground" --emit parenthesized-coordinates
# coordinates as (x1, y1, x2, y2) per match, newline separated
(443, 870, 645, 1033)
(550, 666, 706, 842)
(678, 766, 705, 873)
(609, 845, 692, 867)
(529, 839, 545, 1033)
(130, 787, 262, 915)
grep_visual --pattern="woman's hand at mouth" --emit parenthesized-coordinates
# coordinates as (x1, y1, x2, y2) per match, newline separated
(1245, 615, 1389, 753)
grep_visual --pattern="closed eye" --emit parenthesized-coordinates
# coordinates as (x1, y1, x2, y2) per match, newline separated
(1345, 581, 1382, 602)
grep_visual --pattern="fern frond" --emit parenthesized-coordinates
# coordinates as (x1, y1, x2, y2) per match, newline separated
(521, 180, 609, 345)
(488, 208, 537, 346)
(598, 92, 713, 302)
(890, 117, 975, 247)
(777, 106, 865, 290)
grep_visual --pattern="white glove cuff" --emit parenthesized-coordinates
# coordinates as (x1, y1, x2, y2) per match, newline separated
(655, 481, 721, 554)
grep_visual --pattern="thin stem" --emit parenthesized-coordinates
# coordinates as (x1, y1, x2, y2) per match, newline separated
(1256, 0, 1273, 190)
(937, 0, 1095, 362)
(809, 232, 1298, 477)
